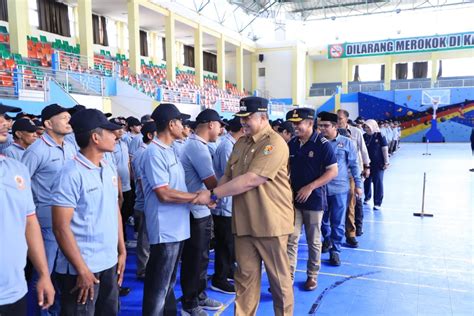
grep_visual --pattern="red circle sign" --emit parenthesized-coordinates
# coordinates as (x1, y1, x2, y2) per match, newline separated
(329, 44, 344, 58)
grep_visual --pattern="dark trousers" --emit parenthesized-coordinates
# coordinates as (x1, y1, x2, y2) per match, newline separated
(364, 167, 385, 206)
(56, 265, 119, 316)
(354, 195, 364, 231)
(212, 215, 235, 283)
(143, 242, 183, 316)
(180, 214, 212, 310)
(121, 190, 134, 241)
(0, 295, 27, 316)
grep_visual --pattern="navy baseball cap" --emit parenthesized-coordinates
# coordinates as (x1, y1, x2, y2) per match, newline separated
(70, 109, 122, 134)
(317, 111, 338, 123)
(195, 109, 227, 126)
(286, 108, 315, 122)
(0, 103, 21, 115)
(141, 121, 157, 137)
(109, 118, 126, 126)
(127, 116, 141, 127)
(12, 118, 39, 134)
(41, 104, 72, 121)
(227, 117, 242, 130)
(278, 121, 295, 134)
(69, 104, 86, 115)
(235, 97, 269, 117)
(151, 103, 191, 124)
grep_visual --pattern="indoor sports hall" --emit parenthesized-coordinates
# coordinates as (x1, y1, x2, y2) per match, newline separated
(0, 0, 472, 315)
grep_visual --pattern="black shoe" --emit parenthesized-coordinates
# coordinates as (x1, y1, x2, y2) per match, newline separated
(346, 237, 359, 248)
(356, 228, 364, 237)
(329, 252, 341, 266)
(119, 287, 131, 297)
(322, 239, 332, 253)
(211, 280, 235, 294)
(470, 168, 474, 172)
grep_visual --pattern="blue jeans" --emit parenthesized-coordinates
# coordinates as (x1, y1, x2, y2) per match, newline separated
(364, 167, 385, 206)
(143, 241, 184, 316)
(322, 193, 348, 253)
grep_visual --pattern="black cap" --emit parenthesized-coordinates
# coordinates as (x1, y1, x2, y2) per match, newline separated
(109, 117, 126, 126)
(41, 104, 72, 121)
(278, 121, 295, 134)
(127, 117, 141, 127)
(286, 108, 315, 122)
(14, 112, 31, 120)
(317, 111, 338, 123)
(183, 119, 194, 127)
(12, 118, 39, 134)
(235, 97, 268, 117)
(271, 118, 283, 127)
(33, 118, 43, 127)
(70, 109, 122, 134)
(195, 109, 226, 126)
(227, 117, 242, 131)
(0, 103, 21, 115)
(141, 114, 153, 123)
(104, 112, 112, 118)
(141, 121, 157, 137)
(151, 103, 191, 125)
(69, 104, 86, 115)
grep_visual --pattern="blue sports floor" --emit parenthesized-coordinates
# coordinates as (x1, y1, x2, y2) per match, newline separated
(119, 143, 474, 315)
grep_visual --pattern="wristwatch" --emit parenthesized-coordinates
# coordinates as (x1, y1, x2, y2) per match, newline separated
(210, 189, 218, 202)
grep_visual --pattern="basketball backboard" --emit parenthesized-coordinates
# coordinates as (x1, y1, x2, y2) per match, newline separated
(421, 89, 450, 106)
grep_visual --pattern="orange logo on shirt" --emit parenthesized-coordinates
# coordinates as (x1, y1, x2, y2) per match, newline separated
(263, 145, 274, 155)
(14, 175, 26, 190)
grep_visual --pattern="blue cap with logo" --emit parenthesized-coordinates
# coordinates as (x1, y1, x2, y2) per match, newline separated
(235, 97, 269, 117)
(70, 109, 122, 134)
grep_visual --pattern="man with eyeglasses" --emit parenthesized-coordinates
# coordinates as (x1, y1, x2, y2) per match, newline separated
(317, 111, 362, 266)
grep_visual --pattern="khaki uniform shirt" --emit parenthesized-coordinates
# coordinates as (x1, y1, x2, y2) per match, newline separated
(225, 124, 294, 237)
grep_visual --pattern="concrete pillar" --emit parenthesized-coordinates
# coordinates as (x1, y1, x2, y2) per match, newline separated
(384, 56, 393, 90)
(251, 52, 257, 93)
(341, 58, 349, 93)
(165, 11, 176, 82)
(127, 0, 141, 74)
(217, 35, 225, 90)
(194, 25, 203, 87)
(431, 53, 438, 88)
(7, 0, 29, 56)
(236, 44, 244, 92)
(77, 0, 94, 67)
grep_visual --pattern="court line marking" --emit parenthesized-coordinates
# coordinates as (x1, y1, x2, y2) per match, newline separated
(214, 296, 236, 316)
(295, 269, 469, 293)
(295, 257, 474, 276)
(297, 243, 473, 263)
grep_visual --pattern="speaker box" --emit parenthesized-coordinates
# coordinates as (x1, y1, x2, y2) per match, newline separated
(258, 54, 264, 62)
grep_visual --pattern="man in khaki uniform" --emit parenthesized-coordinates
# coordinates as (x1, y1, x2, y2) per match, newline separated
(193, 96, 295, 316)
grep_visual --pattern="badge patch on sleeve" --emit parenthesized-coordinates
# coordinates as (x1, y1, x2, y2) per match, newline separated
(263, 145, 274, 155)
(14, 175, 26, 190)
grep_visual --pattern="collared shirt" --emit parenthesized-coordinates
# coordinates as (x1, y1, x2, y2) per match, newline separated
(364, 132, 388, 168)
(3, 142, 26, 161)
(0, 133, 13, 154)
(129, 135, 144, 157)
(113, 138, 131, 192)
(132, 143, 148, 212)
(21, 132, 76, 228)
(0, 155, 36, 305)
(51, 152, 119, 274)
(181, 134, 215, 219)
(224, 124, 294, 237)
(172, 138, 187, 159)
(288, 132, 337, 211)
(207, 141, 218, 159)
(327, 134, 362, 196)
(64, 133, 79, 152)
(141, 138, 190, 244)
(212, 133, 236, 217)
(347, 125, 370, 166)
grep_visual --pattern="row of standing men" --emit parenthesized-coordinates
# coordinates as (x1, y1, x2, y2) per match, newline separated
(0, 97, 395, 316)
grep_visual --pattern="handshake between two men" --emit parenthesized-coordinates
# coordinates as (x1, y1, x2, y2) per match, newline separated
(191, 190, 217, 208)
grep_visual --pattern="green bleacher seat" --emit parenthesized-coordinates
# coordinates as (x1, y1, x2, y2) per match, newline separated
(40, 35, 48, 43)
(0, 26, 7, 34)
(31, 37, 39, 43)
(2, 51, 11, 59)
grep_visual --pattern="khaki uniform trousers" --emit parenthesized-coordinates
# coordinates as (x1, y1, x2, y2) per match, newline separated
(234, 235, 294, 316)
(345, 177, 357, 238)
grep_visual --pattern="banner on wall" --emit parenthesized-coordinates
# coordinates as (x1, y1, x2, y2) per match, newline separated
(328, 32, 474, 59)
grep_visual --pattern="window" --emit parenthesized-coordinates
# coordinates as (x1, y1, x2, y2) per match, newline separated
(28, 0, 39, 28)
(68, 6, 75, 38)
(440, 58, 474, 77)
(107, 19, 117, 49)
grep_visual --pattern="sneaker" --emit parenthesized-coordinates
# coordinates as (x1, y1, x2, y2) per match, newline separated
(198, 297, 223, 311)
(211, 280, 235, 294)
(363, 200, 369, 205)
(119, 286, 131, 297)
(329, 252, 341, 266)
(373, 205, 381, 210)
(322, 239, 332, 253)
(304, 277, 318, 291)
(181, 306, 208, 316)
(356, 227, 364, 236)
(345, 237, 359, 248)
